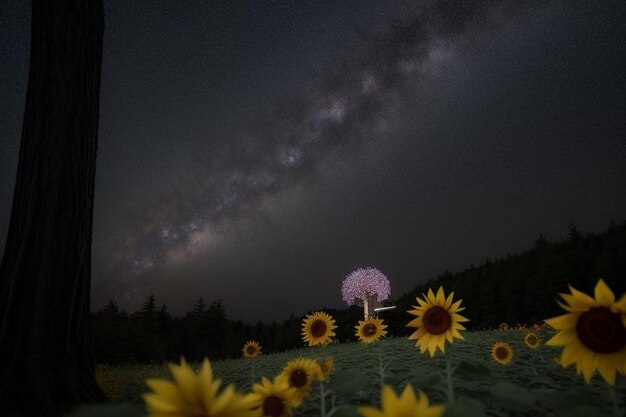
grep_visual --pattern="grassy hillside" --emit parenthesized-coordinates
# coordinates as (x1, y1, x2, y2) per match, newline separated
(93, 327, 622, 417)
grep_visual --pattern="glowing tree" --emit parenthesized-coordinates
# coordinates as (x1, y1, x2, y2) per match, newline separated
(342, 267, 391, 318)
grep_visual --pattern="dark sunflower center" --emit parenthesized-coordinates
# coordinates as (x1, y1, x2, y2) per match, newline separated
(310, 319, 327, 338)
(526, 335, 538, 345)
(422, 306, 452, 335)
(263, 396, 285, 417)
(289, 370, 308, 388)
(246, 346, 256, 354)
(576, 307, 626, 354)
(363, 323, 378, 337)
(495, 346, 509, 360)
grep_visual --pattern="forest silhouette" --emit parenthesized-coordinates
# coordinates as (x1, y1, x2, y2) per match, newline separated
(92, 221, 626, 364)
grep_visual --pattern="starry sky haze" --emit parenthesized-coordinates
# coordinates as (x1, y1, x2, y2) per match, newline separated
(1, 0, 625, 321)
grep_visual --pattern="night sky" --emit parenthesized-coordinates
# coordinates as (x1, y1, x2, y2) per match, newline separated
(1, 0, 625, 322)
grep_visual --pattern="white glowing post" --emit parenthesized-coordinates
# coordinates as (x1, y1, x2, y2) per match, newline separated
(374, 306, 396, 313)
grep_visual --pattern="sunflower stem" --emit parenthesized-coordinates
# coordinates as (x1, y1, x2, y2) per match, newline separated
(445, 351, 455, 403)
(320, 342, 328, 417)
(378, 342, 385, 390)
(320, 380, 327, 417)
(529, 350, 538, 376)
(250, 360, 255, 389)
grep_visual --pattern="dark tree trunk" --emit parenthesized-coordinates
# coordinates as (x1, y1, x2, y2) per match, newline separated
(0, 1, 105, 416)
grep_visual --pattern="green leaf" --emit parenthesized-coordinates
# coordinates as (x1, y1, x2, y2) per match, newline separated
(326, 370, 368, 396)
(453, 360, 493, 382)
(545, 390, 607, 417)
(544, 390, 594, 409)
(66, 403, 144, 417)
(555, 405, 608, 417)
(489, 382, 536, 409)
(410, 368, 443, 388)
(443, 396, 487, 417)
(329, 406, 361, 417)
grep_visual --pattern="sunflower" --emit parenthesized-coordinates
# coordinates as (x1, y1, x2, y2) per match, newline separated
(143, 357, 257, 417)
(358, 384, 444, 417)
(524, 332, 541, 349)
(301, 311, 337, 346)
(356, 317, 388, 344)
(545, 278, 626, 385)
(499, 322, 510, 331)
(249, 375, 300, 417)
(318, 356, 334, 381)
(491, 342, 514, 365)
(406, 287, 469, 357)
(243, 340, 262, 358)
(279, 358, 322, 404)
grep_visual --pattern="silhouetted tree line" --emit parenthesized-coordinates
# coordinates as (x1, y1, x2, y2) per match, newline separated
(92, 221, 626, 364)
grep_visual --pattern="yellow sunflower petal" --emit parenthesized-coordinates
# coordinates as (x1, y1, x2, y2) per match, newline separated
(568, 285, 599, 307)
(199, 359, 215, 394)
(143, 393, 181, 413)
(416, 390, 428, 408)
(419, 332, 432, 347)
(556, 299, 575, 312)
(613, 294, 626, 313)
(451, 313, 469, 322)
(427, 338, 439, 357)
(559, 293, 594, 311)
(448, 300, 463, 313)
(381, 385, 397, 409)
(594, 279, 615, 307)
(145, 379, 185, 404)
(202, 381, 221, 410)
(417, 297, 430, 308)
(580, 350, 599, 383)
(544, 313, 577, 330)
(427, 289, 437, 305)
(406, 317, 422, 327)
(560, 344, 582, 367)
(436, 335, 446, 352)
(169, 361, 200, 404)
(211, 384, 236, 415)
(597, 360, 617, 386)
(435, 287, 446, 305)
(407, 330, 420, 341)
(453, 323, 466, 331)
(450, 327, 465, 340)
(546, 328, 577, 346)
(400, 384, 417, 410)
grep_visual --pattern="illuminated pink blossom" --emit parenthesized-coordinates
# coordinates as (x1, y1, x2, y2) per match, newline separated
(342, 267, 391, 306)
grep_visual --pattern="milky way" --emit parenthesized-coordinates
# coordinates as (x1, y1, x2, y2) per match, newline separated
(102, 0, 544, 298)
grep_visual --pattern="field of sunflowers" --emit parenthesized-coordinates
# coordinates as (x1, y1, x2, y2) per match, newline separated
(75, 279, 626, 417)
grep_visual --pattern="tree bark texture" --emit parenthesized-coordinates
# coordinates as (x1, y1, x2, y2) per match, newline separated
(0, 1, 105, 416)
